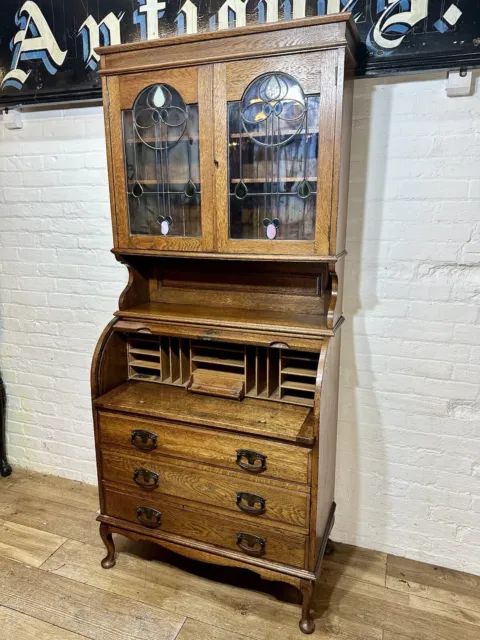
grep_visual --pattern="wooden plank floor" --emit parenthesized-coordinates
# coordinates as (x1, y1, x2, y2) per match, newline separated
(1, 469, 479, 639)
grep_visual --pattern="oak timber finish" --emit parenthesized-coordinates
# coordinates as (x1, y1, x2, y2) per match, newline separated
(114, 303, 331, 337)
(94, 14, 357, 635)
(99, 412, 311, 484)
(95, 382, 314, 444)
(101, 15, 356, 258)
(98, 16, 356, 77)
(101, 448, 310, 529)
(104, 487, 307, 568)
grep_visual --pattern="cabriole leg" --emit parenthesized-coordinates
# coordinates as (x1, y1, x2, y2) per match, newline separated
(99, 523, 116, 569)
(299, 579, 315, 634)
(325, 538, 335, 556)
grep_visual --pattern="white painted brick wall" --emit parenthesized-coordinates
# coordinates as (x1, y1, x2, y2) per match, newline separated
(335, 72, 480, 575)
(0, 72, 479, 575)
(0, 105, 125, 482)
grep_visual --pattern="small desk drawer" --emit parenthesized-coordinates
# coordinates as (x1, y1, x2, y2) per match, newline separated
(102, 449, 310, 529)
(104, 487, 307, 568)
(99, 412, 310, 485)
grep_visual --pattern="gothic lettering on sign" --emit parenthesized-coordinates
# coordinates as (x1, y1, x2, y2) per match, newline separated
(2, 1, 67, 90)
(0, 1, 478, 106)
(79, 12, 125, 71)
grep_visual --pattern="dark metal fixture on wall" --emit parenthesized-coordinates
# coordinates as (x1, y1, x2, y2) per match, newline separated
(0, 1, 479, 108)
(0, 374, 12, 477)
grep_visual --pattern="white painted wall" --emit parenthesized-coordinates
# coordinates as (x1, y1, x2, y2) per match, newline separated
(0, 72, 479, 574)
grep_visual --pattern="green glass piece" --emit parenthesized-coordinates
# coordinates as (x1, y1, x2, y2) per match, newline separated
(234, 181, 248, 200)
(132, 181, 143, 198)
(297, 179, 311, 199)
(185, 179, 197, 198)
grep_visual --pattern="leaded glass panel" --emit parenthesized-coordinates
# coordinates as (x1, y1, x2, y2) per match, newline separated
(228, 73, 319, 241)
(123, 84, 201, 238)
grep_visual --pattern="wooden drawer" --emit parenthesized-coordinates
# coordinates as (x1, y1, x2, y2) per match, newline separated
(102, 448, 310, 529)
(104, 487, 307, 568)
(99, 412, 311, 485)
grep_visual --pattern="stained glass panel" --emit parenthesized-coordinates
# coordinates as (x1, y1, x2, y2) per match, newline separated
(228, 73, 319, 241)
(123, 84, 201, 238)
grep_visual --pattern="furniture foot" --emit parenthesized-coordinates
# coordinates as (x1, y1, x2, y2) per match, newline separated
(325, 538, 335, 556)
(0, 458, 12, 477)
(299, 580, 315, 634)
(100, 523, 116, 569)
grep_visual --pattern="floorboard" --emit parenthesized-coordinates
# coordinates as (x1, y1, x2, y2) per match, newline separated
(0, 518, 66, 567)
(0, 556, 185, 640)
(0, 606, 88, 640)
(5, 469, 99, 511)
(176, 618, 250, 640)
(0, 491, 100, 546)
(386, 555, 480, 613)
(0, 469, 479, 640)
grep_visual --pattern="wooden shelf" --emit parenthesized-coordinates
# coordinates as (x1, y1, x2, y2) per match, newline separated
(94, 381, 314, 445)
(281, 394, 314, 408)
(127, 180, 200, 185)
(129, 348, 160, 357)
(130, 360, 161, 370)
(115, 302, 331, 337)
(192, 354, 244, 368)
(231, 177, 317, 184)
(281, 380, 316, 392)
(126, 137, 199, 143)
(131, 372, 160, 381)
(281, 366, 317, 378)
(230, 130, 319, 139)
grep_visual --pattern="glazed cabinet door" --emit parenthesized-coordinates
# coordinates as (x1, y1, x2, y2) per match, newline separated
(105, 66, 214, 251)
(214, 51, 338, 256)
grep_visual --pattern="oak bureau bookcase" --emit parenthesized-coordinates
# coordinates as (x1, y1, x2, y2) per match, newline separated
(92, 14, 357, 634)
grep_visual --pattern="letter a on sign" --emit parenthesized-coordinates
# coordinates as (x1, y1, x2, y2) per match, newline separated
(2, 1, 67, 90)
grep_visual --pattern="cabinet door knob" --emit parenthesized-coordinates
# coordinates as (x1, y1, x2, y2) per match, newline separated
(236, 532, 266, 557)
(133, 468, 159, 490)
(236, 492, 266, 515)
(236, 449, 267, 473)
(131, 429, 158, 451)
(136, 506, 162, 528)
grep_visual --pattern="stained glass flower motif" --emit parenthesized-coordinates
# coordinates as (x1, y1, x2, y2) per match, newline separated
(240, 73, 307, 146)
(133, 84, 188, 150)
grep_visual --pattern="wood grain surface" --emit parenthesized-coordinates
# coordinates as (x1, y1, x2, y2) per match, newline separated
(99, 411, 311, 484)
(103, 486, 307, 568)
(95, 382, 312, 443)
(1, 469, 479, 640)
(101, 448, 310, 529)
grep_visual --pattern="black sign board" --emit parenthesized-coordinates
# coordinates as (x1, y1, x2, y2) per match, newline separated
(0, 1, 479, 107)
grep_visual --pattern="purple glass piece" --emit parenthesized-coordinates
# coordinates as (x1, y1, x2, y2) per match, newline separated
(266, 223, 277, 240)
(161, 220, 170, 236)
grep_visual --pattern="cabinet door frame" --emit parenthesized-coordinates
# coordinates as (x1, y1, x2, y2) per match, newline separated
(106, 65, 215, 252)
(214, 50, 338, 256)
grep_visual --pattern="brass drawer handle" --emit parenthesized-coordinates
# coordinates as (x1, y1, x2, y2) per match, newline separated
(131, 429, 157, 451)
(136, 506, 162, 528)
(236, 532, 266, 557)
(236, 449, 267, 473)
(133, 468, 159, 490)
(236, 492, 266, 515)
